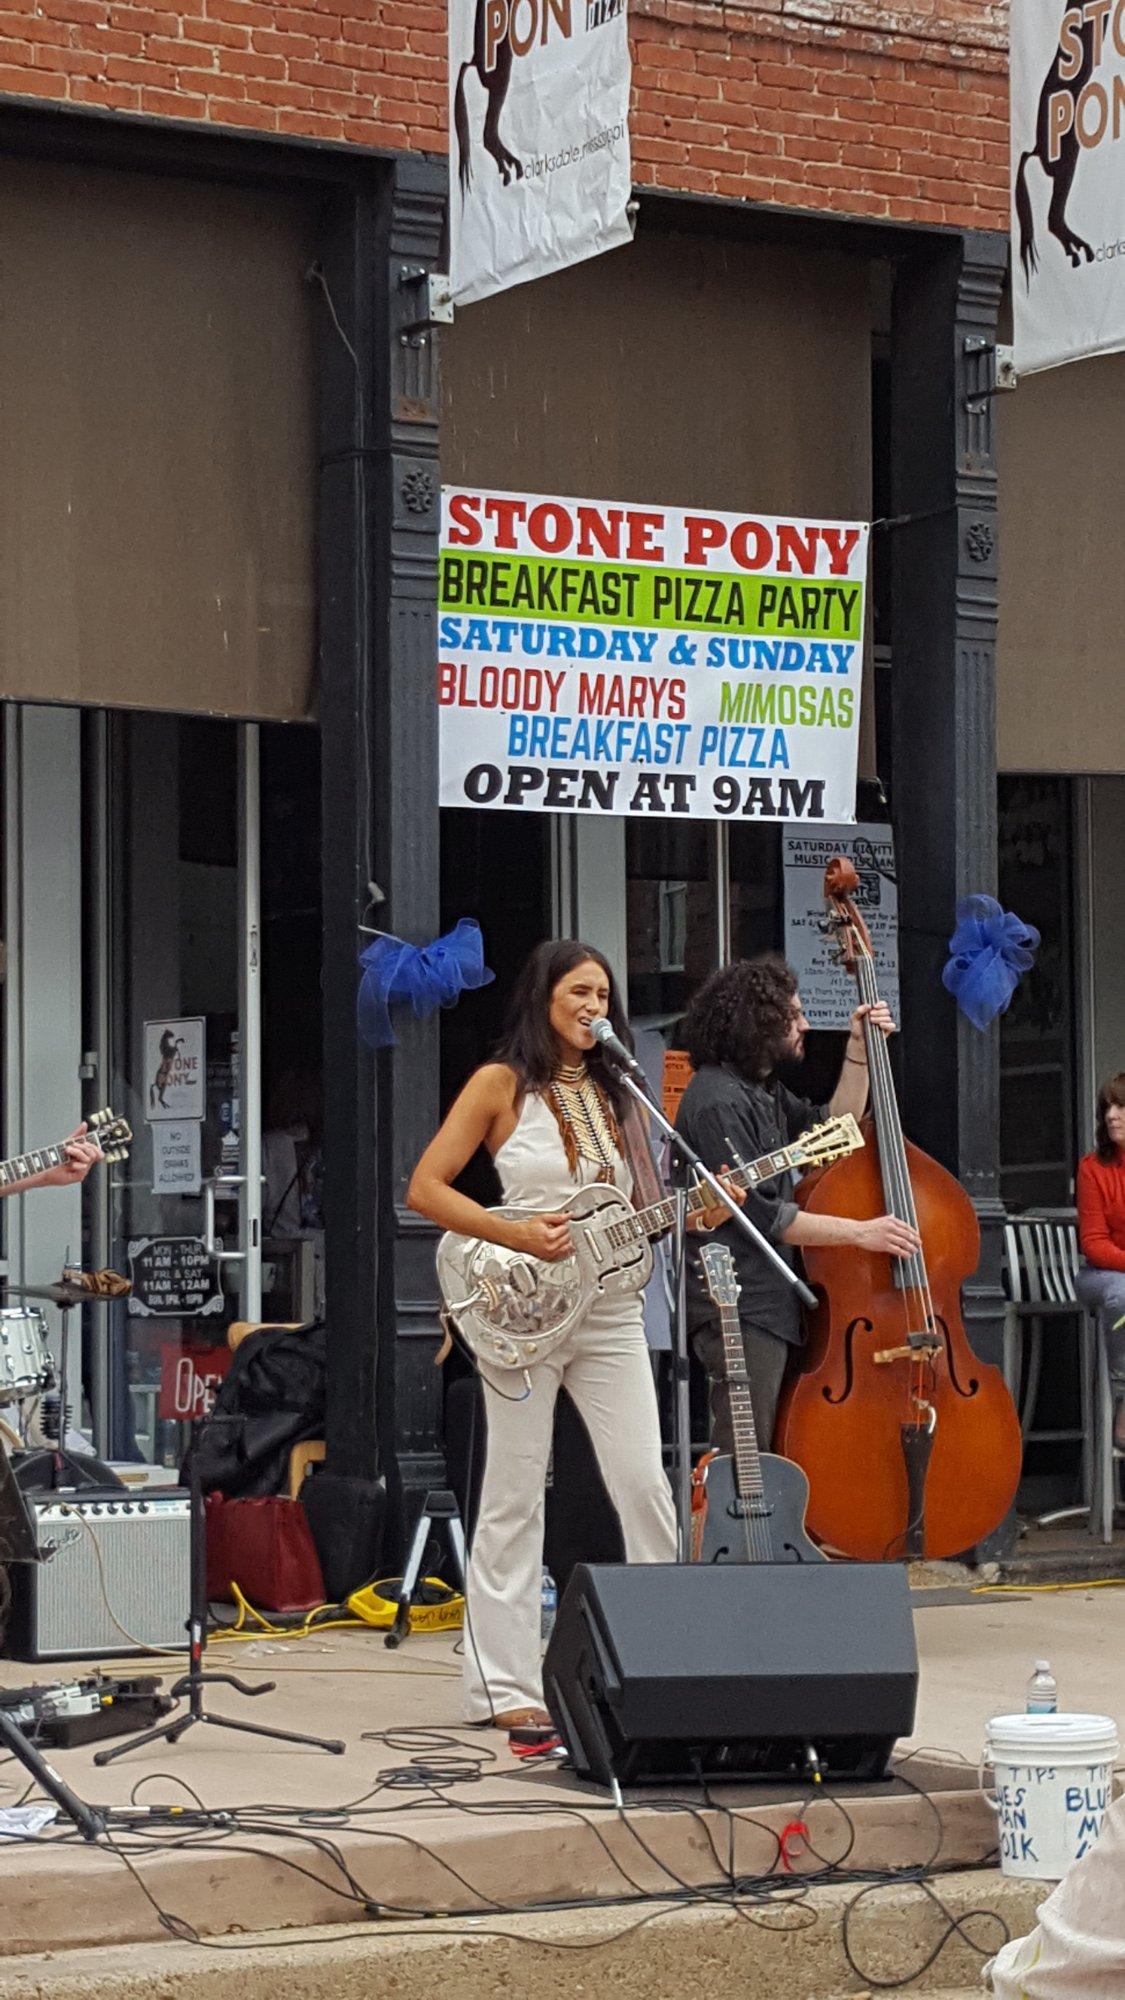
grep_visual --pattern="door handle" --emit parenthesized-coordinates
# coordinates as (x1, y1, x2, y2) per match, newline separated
(203, 1175, 248, 1265)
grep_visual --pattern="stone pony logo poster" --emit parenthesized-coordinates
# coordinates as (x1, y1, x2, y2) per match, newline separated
(449, 0, 632, 305)
(1012, 2, 1125, 372)
(438, 486, 868, 825)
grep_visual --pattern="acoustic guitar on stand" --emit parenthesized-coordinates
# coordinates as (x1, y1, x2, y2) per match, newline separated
(692, 1240, 826, 1566)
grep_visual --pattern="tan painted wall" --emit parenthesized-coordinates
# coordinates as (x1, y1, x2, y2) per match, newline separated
(997, 349, 1125, 773)
(443, 230, 873, 519)
(0, 158, 317, 721)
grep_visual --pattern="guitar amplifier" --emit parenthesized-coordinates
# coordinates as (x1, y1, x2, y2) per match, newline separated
(3, 1490, 190, 1661)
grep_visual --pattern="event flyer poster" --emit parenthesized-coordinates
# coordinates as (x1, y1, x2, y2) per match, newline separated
(438, 487, 868, 823)
(783, 825, 900, 1032)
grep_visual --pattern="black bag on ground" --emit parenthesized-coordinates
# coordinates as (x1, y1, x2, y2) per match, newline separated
(185, 1322, 326, 1497)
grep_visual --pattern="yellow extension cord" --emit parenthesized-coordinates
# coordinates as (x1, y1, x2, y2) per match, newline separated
(208, 1575, 465, 1644)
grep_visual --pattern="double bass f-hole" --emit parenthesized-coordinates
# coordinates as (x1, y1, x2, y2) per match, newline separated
(821, 1316, 870, 1405)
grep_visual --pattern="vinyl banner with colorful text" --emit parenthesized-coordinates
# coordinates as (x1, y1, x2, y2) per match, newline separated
(438, 487, 868, 823)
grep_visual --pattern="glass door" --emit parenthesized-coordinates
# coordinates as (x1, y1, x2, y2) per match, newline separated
(90, 713, 262, 1466)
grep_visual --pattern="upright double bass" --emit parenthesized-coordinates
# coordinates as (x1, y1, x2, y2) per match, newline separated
(774, 858, 1022, 1561)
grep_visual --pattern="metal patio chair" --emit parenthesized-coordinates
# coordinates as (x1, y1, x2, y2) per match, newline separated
(1002, 1212, 1121, 1543)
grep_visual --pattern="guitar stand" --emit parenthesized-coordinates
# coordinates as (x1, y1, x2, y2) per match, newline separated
(0, 1708, 105, 1841)
(95, 1418, 345, 1763)
(385, 1489, 466, 1649)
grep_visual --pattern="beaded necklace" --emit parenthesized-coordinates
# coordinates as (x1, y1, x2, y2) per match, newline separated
(548, 1060, 621, 1183)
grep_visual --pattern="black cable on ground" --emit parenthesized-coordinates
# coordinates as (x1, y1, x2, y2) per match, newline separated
(3, 1725, 1012, 1988)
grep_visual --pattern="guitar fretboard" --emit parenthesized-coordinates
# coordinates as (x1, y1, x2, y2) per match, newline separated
(601, 1144, 804, 1253)
(0, 1146, 69, 1188)
(719, 1301, 767, 1507)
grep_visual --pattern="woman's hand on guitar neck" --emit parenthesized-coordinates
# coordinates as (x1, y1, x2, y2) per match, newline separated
(503, 1214, 575, 1262)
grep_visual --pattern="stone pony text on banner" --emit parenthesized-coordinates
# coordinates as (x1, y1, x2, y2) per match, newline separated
(448, 0, 632, 306)
(437, 487, 868, 824)
(1012, 2, 1125, 373)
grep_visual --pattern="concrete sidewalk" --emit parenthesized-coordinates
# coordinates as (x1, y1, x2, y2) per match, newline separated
(0, 1877, 1048, 2000)
(0, 1577, 1118, 1979)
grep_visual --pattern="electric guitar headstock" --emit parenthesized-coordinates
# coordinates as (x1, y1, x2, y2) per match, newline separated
(787, 1113, 864, 1171)
(87, 1106, 133, 1163)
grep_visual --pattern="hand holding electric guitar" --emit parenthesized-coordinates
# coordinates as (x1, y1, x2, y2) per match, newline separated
(0, 1109, 132, 1192)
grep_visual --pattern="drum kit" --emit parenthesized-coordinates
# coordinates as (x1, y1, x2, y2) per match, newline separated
(0, 1271, 131, 1486)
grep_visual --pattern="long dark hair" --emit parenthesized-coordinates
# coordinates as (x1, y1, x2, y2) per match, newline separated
(494, 939, 633, 1114)
(1095, 1073, 1125, 1161)
(681, 953, 798, 1080)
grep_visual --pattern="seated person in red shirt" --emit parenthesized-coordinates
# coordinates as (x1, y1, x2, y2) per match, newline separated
(1075, 1072, 1125, 1452)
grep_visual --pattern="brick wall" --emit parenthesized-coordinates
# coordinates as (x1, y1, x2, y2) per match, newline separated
(0, 0, 1009, 231)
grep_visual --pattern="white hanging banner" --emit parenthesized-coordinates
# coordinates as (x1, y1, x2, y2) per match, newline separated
(449, 0, 632, 307)
(1012, 4, 1125, 374)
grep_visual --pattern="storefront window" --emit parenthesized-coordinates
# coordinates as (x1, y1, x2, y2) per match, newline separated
(626, 823, 720, 1031)
(728, 824, 781, 963)
(95, 714, 322, 1465)
(998, 775, 1076, 1212)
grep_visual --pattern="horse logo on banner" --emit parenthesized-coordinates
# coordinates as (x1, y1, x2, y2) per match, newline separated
(1010, 2, 1125, 372)
(447, 0, 632, 307)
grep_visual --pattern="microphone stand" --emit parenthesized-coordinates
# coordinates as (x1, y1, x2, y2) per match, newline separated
(600, 1045, 815, 1557)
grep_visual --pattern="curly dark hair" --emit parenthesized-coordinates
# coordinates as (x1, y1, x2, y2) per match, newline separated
(681, 954, 799, 1080)
(1095, 1073, 1125, 1162)
(493, 939, 633, 1115)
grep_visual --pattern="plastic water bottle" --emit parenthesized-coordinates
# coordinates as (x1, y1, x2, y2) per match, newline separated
(1026, 1660, 1058, 1714)
(540, 1568, 557, 1642)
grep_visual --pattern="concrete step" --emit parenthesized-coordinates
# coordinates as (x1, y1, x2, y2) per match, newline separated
(0, 1872, 1044, 2000)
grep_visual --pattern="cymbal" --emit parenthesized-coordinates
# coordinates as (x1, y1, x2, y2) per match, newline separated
(0, 1271, 131, 1307)
(0, 1283, 96, 1306)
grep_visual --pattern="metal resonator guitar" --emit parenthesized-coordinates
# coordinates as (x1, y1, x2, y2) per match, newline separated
(436, 1113, 863, 1370)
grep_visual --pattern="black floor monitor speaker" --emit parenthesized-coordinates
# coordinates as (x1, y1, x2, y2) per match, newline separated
(543, 1562, 918, 1787)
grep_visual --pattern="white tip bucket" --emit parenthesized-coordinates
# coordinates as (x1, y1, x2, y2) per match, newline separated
(982, 1711, 1119, 1880)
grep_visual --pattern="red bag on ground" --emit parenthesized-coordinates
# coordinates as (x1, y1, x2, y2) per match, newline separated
(205, 1492, 326, 1612)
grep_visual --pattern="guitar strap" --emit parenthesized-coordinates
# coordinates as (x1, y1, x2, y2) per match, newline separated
(620, 1100, 665, 1212)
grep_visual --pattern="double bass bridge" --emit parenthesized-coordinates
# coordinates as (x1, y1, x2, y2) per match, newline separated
(872, 1328, 943, 1366)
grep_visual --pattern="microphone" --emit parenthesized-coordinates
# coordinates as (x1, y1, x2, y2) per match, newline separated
(588, 1016, 645, 1077)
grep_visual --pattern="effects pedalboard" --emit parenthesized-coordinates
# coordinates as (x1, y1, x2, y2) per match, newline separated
(0, 1672, 173, 1749)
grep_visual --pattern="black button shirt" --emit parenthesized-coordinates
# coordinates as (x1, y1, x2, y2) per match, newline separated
(674, 1063, 825, 1346)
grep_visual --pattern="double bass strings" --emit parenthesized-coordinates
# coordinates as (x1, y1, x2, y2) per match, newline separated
(853, 933, 940, 1427)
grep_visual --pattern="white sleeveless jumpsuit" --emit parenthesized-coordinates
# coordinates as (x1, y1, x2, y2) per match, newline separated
(463, 1091, 677, 1722)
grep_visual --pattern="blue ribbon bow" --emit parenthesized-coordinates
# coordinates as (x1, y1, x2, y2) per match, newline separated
(357, 918, 494, 1050)
(941, 895, 1039, 1032)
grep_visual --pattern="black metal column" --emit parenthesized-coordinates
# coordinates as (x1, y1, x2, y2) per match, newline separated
(890, 229, 1011, 1557)
(375, 158, 449, 1549)
(313, 155, 445, 1595)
